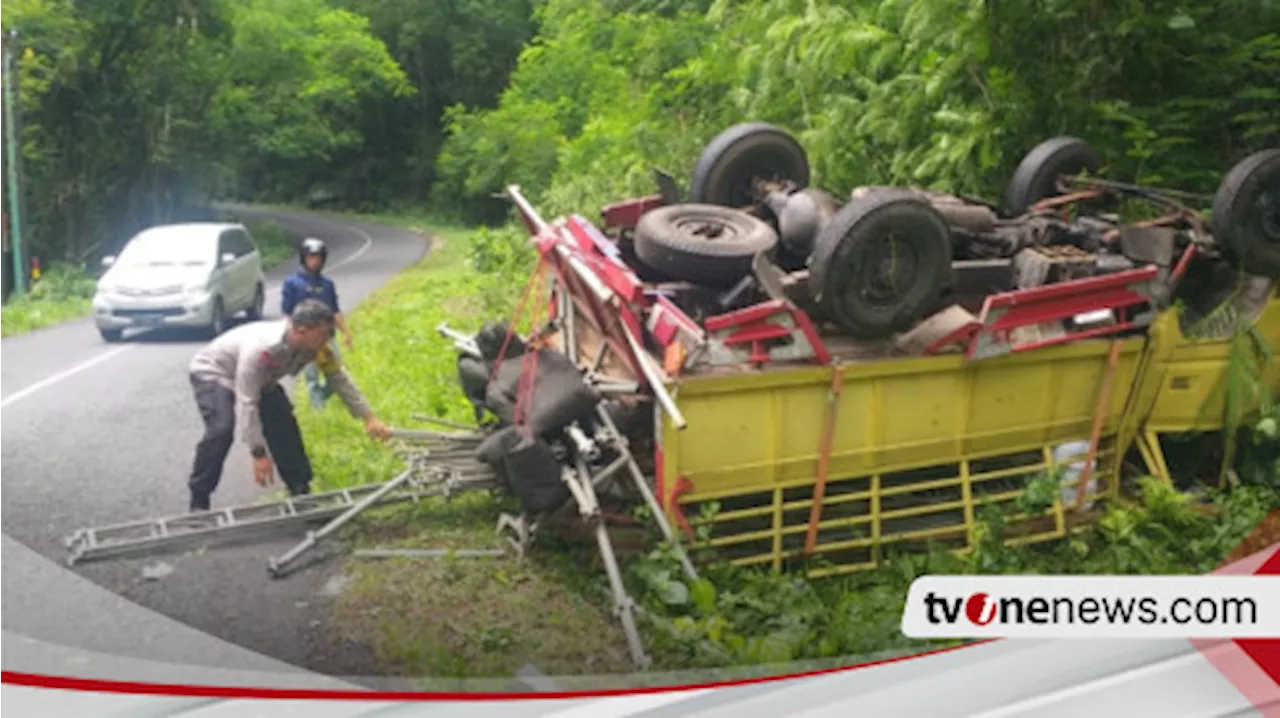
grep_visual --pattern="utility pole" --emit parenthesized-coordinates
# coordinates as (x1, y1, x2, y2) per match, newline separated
(3, 29, 26, 296)
(0, 32, 7, 302)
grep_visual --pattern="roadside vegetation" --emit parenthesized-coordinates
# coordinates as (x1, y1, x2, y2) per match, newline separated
(6, 0, 1278, 681)
(0, 263, 98, 337)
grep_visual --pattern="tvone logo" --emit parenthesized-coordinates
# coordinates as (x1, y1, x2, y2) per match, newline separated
(965, 592, 997, 625)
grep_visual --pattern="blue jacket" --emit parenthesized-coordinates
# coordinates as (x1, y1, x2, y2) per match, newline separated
(282, 268, 340, 316)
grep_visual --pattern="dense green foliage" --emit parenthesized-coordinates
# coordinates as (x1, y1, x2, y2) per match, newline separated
(7, 0, 1280, 269)
(1, 0, 529, 267)
(621, 476, 1278, 668)
(434, 0, 1280, 222)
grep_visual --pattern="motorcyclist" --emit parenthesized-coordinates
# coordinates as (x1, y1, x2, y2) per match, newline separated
(281, 237, 353, 408)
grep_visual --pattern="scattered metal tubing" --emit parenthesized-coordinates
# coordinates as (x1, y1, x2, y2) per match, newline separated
(410, 414, 482, 432)
(593, 404, 699, 583)
(620, 324, 687, 430)
(437, 322, 482, 359)
(588, 343, 608, 374)
(267, 469, 415, 578)
(62, 474, 449, 566)
(558, 277, 580, 364)
(354, 548, 507, 559)
(591, 454, 631, 490)
(566, 423, 601, 462)
(389, 428, 484, 443)
(507, 184, 550, 234)
(567, 455, 651, 669)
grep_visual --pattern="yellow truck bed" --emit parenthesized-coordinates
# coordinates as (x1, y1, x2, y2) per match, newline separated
(652, 283, 1280, 578)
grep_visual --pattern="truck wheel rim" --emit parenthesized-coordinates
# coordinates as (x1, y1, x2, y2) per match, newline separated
(854, 234, 919, 309)
(673, 216, 742, 243)
(1259, 191, 1280, 244)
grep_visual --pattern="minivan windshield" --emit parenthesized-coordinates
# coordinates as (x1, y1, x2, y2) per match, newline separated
(115, 229, 217, 268)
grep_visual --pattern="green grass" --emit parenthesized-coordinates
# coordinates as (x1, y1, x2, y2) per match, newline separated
(1, 263, 98, 337)
(241, 217, 296, 269)
(288, 211, 646, 678)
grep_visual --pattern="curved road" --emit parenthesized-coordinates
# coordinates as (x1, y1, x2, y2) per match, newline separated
(1, 206, 430, 680)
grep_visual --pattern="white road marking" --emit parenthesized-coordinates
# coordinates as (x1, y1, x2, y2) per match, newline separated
(1, 345, 134, 409)
(327, 221, 374, 270)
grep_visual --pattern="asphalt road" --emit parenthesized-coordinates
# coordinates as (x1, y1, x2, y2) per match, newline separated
(1, 206, 431, 680)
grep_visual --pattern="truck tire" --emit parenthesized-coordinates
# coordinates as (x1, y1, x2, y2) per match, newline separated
(634, 203, 779, 287)
(1004, 137, 1102, 216)
(808, 190, 954, 339)
(1212, 148, 1280, 279)
(690, 122, 810, 208)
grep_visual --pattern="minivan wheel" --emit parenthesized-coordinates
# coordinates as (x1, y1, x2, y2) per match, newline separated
(246, 284, 265, 320)
(99, 328, 124, 343)
(207, 298, 227, 338)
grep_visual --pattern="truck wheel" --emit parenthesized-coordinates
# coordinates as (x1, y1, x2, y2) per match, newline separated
(1003, 137, 1102, 216)
(634, 203, 779, 287)
(1212, 148, 1280, 278)
(808, 190, 954, 339)
(690, 122, 810, 208)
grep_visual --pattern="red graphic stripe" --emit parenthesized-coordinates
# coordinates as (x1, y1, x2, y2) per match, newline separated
(1193, 540, 1280, 715)
(1235, 547, 1280, 690)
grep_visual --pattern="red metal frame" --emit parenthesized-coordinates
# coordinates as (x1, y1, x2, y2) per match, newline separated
(600, 195, 663, 231)
(563, 216, 648, 304)
(533, 227, 651, 382)
(704, 299, 832, 367)
(964, 266, 1159, 361)
(646, 294, 704, 349)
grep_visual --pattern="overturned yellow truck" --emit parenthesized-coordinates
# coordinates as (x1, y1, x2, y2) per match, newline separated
(507, 126, 1280, 579)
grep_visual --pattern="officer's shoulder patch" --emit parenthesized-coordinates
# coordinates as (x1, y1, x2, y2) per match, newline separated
(257, 343, 287, 370)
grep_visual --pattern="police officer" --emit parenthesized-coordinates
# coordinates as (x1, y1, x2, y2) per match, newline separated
(185, 298, 391, 512)
(282, 238, 352, 409)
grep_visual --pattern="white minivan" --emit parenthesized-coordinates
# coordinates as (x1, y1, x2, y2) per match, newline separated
(92, 222, 266, 342)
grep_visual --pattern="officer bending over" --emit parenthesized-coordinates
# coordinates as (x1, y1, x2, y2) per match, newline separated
(185, 298, 391, 512)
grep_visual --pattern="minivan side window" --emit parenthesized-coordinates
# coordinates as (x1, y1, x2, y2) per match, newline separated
(218, 232, 236, 262)
(232, 229, 257, 257)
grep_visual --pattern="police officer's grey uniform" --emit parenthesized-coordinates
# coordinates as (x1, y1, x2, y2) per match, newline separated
(186, 319, 372, 511)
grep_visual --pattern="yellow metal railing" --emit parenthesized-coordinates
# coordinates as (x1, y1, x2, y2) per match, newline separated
(660, 285, 1280, 578)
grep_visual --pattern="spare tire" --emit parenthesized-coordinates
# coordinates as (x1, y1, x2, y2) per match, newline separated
(690, 122, 810, 208)
(1212, 148, 1280, 279)
(1004, 137, 1102, 216)
(634, 203, 779, 287)
(808, 190, 954, 339)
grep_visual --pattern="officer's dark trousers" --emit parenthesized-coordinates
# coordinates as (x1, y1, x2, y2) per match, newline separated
(187, 375, 313, 510)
